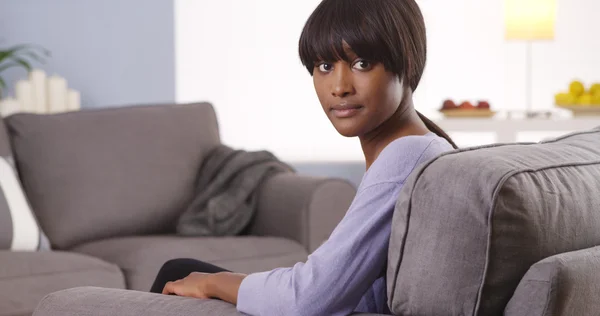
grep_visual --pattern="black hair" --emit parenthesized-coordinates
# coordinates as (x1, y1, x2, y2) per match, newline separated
(298, 0, 458, 149)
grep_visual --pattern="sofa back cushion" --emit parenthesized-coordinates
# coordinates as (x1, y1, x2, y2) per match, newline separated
(504, 246, 600, 316)
(5, 103, 220, 249)
(387, 127, 600, 316)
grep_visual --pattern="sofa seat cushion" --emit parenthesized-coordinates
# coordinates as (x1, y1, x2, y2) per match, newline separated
(0, 251, 125, 316)
(72, 235, 308, 291)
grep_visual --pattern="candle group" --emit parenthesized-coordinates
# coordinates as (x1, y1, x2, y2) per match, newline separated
(0, 69, 81, 117)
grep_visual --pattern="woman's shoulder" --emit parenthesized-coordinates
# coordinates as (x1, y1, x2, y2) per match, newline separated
(360, 133, 453, 188)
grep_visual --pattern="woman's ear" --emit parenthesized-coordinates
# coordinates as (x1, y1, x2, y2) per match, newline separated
(396, 75, 407, 88)
(399, 76, 408, 88)
(400, 76, 415, 94)
(397, 77, 410, 93)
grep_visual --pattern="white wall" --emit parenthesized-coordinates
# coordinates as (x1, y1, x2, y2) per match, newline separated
(175, 0, 600, 162)
(418, 0, 600, 115)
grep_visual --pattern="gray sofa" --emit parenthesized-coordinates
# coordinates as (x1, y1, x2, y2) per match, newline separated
(0, 102, 356, 316)
(32, 122, 600, 316)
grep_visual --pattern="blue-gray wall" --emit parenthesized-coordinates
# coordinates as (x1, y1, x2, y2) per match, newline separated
(0, 0, 175, 108)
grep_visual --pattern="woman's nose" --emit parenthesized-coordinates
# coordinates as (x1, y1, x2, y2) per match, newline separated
(331, 67, 355, 98)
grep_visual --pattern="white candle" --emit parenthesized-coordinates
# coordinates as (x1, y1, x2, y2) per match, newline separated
(29, 69, 47, 113)
(0, 97, 22, 117)
(66, 89, 81, 111)
(47, 75, 67, 113)
(15, 80, 34, 112)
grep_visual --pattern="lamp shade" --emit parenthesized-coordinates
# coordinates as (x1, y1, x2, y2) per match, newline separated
(505, 0, 556, 40)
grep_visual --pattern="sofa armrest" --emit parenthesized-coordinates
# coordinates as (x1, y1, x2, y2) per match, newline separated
(33, 287, 241, 316)
(249, 173, 356, 252)
(505, 246, 600, 316)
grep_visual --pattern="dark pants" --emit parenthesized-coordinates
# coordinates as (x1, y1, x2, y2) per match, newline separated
(149, 258, 230, 293)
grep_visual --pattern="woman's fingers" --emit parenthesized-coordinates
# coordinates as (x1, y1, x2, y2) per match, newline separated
(162, 281, 174, 295)
(162, 279, 183, 295)
(160, 273, 214, 299)
(162, 278, 209, 299)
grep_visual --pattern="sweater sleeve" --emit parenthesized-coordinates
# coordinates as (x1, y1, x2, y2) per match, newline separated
(236, 182, 401, 316)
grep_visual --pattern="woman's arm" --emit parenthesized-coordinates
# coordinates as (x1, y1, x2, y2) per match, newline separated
(161, 183, 396, 312)
(161, 183, 395, 308)
(236, 182, 401, 316)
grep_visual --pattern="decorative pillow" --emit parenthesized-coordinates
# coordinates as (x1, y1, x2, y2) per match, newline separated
(0, 156, 50, 250)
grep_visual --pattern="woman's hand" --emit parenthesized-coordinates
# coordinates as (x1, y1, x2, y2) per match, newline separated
(162, 272, 247, 305)
(162, 272, 212, 299)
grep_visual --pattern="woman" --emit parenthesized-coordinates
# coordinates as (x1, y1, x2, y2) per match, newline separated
(150, 0, 457, 314)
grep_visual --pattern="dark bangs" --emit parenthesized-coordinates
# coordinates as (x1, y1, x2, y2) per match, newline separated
(298, 0, 428, 91)
(299, 0, 399, 75)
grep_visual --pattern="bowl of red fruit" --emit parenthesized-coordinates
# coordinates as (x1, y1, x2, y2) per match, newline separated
(439, 99, 496, 118)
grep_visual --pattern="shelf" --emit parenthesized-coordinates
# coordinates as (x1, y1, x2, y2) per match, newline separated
(434, 118, 600, 143)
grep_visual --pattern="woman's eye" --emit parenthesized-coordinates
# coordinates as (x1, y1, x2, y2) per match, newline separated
(318, 63, 333, 72)
(353, 60, 371, 70)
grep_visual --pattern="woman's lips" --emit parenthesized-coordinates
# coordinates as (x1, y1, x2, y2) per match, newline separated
(330, 104, 364, 118)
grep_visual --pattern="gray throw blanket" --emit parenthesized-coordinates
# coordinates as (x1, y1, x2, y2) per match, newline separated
(176, 145, 294, 236)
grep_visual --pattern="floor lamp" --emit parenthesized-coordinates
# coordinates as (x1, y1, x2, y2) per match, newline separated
(505, 0, 556, 118)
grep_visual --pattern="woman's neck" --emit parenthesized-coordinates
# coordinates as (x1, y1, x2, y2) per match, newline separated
(359, 98, 430, 170)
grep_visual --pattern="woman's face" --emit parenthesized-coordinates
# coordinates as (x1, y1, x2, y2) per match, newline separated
(312, 49, 404, 137)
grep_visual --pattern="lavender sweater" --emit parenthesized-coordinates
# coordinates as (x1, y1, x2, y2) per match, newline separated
(237, 133, 453, 315)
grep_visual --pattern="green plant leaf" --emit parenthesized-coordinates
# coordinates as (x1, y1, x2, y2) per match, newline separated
(6, 56, 32, 72)
(0, 62, 26, 73)
(0, 44, 31, 60)
(21, 51, 48, 64)
(1, 44, 39, 56)
(0, 44, 49, 81)
(0, 77, 6, 89)
(0, 44, 50, 65)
